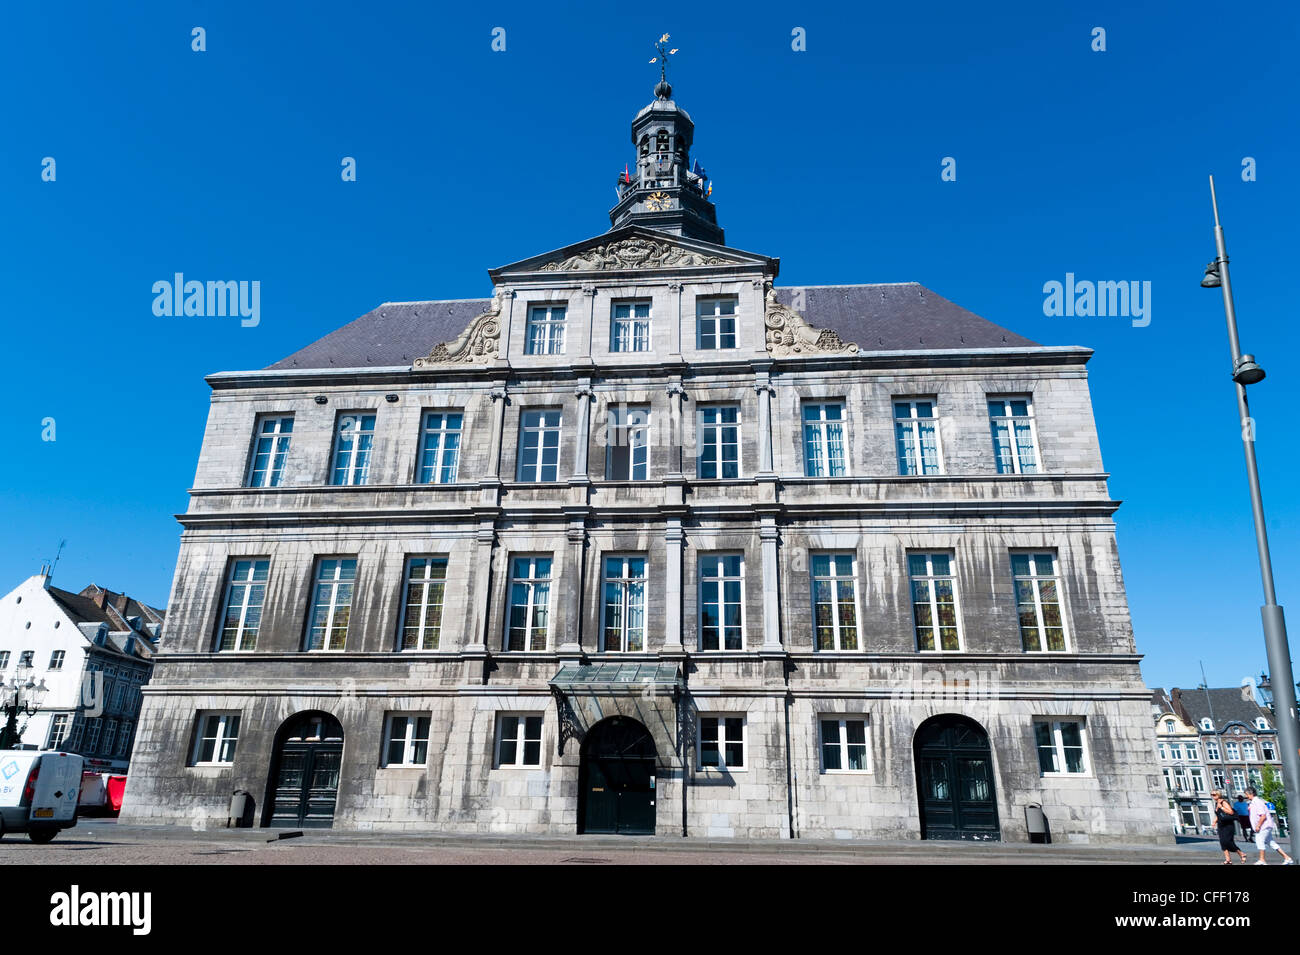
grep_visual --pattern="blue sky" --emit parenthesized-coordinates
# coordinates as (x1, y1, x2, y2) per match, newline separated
(2, 0, 1296, 691)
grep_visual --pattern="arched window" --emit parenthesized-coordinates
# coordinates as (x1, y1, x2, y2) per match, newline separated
(638, 135, 649, 157)
(1165, 720, 1175, 733)
(1200, 718, 1213, 731)
(655, 130, 669, 154)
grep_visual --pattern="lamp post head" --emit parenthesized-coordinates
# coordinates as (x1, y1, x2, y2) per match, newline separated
(1233, 355, 1266, 385)
(1201, 262, 1222, 288)
(30, 679, 49, 709)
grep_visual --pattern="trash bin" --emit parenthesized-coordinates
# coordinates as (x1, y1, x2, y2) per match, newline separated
(1025, 803, 1051, 844)
(227, 790, 253, 828)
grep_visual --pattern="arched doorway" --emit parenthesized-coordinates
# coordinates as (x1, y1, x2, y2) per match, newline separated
(914, 715, 1000, 841)
(265, 711, 344, 828)
(579, 716, 656, 835)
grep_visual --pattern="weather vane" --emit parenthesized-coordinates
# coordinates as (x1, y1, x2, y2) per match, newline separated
(649, 33, 678, 85)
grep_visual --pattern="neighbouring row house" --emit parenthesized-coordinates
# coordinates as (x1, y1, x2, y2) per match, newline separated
(0, 574, 162, 771)
(1151, 686, 1287, 833)
(121, 78, 1169, 842)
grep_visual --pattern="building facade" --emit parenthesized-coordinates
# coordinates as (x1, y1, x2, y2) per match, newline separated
(1150, 688, 1212, 833)
(1170, 686, 1284, 810)
(0, 574, 162, 771)
(122, 81, 1169, 843)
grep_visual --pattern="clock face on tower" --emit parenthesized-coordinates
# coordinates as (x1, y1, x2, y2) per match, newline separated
(645, 191, 671, 211)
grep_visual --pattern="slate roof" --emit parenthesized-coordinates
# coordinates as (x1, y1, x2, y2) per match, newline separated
(48, 584, 165, 652)
(1170, 687, 1274, 733)
(268, 299, 495, 370)
(266, 284, 1037, 371)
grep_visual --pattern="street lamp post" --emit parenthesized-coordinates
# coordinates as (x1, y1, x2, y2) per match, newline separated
(0, 663, 50, 749)
(1201, 173, 1300, 832)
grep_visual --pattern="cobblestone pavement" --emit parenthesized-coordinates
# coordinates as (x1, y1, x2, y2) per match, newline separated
(2, 819, 1288, 865)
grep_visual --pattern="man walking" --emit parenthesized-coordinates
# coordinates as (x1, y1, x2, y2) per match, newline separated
(1247, 786, 1294, 865)
(1233, 794, 1253, 842)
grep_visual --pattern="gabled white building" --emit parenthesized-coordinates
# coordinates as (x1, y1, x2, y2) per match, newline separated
(0, 573, 163, 771)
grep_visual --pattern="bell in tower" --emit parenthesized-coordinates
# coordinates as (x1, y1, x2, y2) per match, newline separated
(608, 36, 725, 245)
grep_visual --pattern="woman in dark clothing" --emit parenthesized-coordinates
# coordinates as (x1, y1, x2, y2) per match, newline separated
(1214, 791, 1248, 864)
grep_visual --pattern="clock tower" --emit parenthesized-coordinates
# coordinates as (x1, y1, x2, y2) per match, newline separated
(608, 77, 725, 245)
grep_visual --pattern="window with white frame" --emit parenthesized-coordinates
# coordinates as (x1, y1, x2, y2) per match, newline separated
(383, 713, 431, 767)
(1186, 743, 1200, 761)
(820, 717, 869, 772)
(45, 714, 69, 750)
(102, 719, 118, 757)
(330, 413, 376, 485)
(611, 301, 651, 352)
(1190, 768, 1206, 793)
(1206, 739, 1221, 761)
(417, 411, 463, 484)
(699, 555, 743, 651)
(1158, 742, 1168, 760)
(399, 557, 447, 650)
(697, 405, 739, 479)
(0, 651, 8, 670)
(699, 715, 744, 770)
(602, 556, 647, 652)
(1012, 552, 1066, 651)
(894, 399, 942, 475)
(525, 305, 566, 355)
(1231, 769, 1247, 792)
(802, 402, 847, 477)
(1168, 743, 1182, 760)
(909, 552, 961, 651)
(1249, 768, 1263, 788)
(19, 651, 33, 667)
(1212, 769, 1226, 790)
(696, 297, 737, 349)
(1034, 719, 1088, 774)
(1200, 718, 1214, 731)
(247, 414, 294, 488)
(1225, 741, 1240, 760)
(811, 554, 858, 651)
(85, 718, 102, 754)
(506, 557, 552, 651)
(48, 650, 65, 670)
(117, 721, 133, 757)
(988, 396, 1039, 474)
(1255, 718, 1268, 730)
(517, 409, 562, 482)
(1162, 768, 1174, 791)
(495, 714, 543, 767)
(1262, 740, 1277, 760)
(191, 712, 241, 765)
(1243, 741, 1257, 760)
(216, 558, 269, 651)
(606, 404, 650, 480)
(305, 558, 357, 651)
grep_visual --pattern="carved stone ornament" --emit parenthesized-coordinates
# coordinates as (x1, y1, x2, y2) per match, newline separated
(414, 290, 508, 366)
(539, 237, 734, 272)
(763, 286, 859, 358)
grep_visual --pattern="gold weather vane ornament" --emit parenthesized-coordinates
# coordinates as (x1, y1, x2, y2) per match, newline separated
(649, 33, 678, 85)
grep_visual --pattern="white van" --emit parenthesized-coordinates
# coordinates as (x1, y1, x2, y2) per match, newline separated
(0, 750, 84, 843)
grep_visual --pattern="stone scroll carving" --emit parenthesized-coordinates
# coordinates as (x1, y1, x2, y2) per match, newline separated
(413, 290, 508, 366)
(763, 286, 859, 358)
(538, 237, 734, 272)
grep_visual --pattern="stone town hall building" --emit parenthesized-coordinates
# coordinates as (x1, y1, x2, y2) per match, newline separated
(123, 79, 1168, 843)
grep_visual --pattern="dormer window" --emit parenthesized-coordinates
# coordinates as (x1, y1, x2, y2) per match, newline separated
(1200, 718, 1213, 731)
(1164, 720, 1175, 733)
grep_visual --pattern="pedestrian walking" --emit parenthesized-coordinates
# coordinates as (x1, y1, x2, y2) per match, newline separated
(1212, 791, 1248, 864)
(1247, 787, 1294, 865)
(1233, 794, 1253, 842)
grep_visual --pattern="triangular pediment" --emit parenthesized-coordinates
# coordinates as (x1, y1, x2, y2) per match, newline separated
(488, 226, 778, 279)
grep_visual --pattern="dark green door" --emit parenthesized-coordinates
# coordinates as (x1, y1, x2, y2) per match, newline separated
(267, 713, 344, 828)
(915, 715, 999, 841)
(580, 717, 656, 835)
